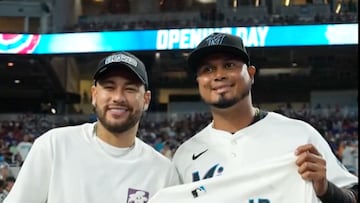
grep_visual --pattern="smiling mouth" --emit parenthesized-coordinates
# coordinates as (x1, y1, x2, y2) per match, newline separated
(109, 108, 127, 113)
(107, 106, 129, 116)
(213, 85, 232, 94)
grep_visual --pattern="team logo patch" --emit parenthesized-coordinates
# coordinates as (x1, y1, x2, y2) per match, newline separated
(0, 34, 40, 54)
(192, 164, 224, 182)
(191, 185, 207, 198)
(192, 149, 208, 160)
(205, 33, 226, 46)
(104, 53, 137, 67)
(127, 188, 149, 203)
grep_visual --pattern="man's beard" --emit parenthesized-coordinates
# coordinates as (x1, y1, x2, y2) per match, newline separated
(95, 105, 142, 134)
(204, 87, 251, 109)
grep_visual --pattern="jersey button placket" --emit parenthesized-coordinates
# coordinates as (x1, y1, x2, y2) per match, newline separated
(231, 139, 238, 157)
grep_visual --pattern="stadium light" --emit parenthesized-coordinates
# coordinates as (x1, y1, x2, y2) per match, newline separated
(335, 2, 342, 14)
(7, 62, 14, 67)
(284, 0, 290, 6)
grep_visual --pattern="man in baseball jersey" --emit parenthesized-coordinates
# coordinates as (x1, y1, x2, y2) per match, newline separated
(4, 52, 180, 203)
(171, 33, 358, 202)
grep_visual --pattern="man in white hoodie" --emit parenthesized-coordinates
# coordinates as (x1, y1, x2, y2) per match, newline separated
(4, 52, 180, 203)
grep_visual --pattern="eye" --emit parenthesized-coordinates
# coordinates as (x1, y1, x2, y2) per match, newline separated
(103, 84, 115, 90)
(224, 62, 236, 69)
(197, 65, 214, 75)
(98, 80, 116, 90)
(125, 85, 138, 92)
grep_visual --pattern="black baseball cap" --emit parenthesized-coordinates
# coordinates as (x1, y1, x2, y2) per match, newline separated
(93, 52, 148, 89)
(187, 32, 250, 73)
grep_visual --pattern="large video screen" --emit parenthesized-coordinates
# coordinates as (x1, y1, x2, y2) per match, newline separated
(0, 23, 357, 54)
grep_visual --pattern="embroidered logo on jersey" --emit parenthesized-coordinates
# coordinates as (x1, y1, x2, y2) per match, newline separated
(192, 164, 224, 182)
(248, 198, 271, 203)
(205, 33, 226, 46)
(192, 149, 208, 160)
(127, 188, 149, 203)
(0, 34, 40, 54)
(191, 185, 207, 198)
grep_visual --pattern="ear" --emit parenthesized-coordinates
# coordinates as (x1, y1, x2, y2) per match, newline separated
(91, 85, 96, 107)
(143, 90, 151, 111)
(248, 65, 256, 83)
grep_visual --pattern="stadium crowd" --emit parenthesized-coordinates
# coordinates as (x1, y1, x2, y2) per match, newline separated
(0, 104, 358, 170)
(0, 104, 357, 201)
(73, 12, 358, 32)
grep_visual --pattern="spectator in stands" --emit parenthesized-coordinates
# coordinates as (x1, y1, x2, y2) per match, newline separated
(0, 179, 6, 203)
(337, 140, 346, 160)
(3, 52, 179, 203)
(0, 163, 11, 181)
(15, 134, 32, 165)
(168, 33, 357, 202)
(160, 142, 173, 159)
(153, 136, 165, 152)
(0, 177, 15, 203)
(341, 140, 358, 175)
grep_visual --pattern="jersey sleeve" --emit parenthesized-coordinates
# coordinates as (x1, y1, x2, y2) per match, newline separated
(308, 124, 358, 188)
(4, 134, 53, 203)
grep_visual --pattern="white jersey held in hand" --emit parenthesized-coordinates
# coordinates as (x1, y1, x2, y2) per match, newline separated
(149, 153, 321, 203)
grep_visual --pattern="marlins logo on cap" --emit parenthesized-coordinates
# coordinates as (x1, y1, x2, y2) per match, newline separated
(93, 52, 149, 89)
(187, 32, 250, 73)
(204, 33, 226, 46)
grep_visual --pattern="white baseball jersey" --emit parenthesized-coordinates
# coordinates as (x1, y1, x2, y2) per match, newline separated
(4, 123, 180, 203)
(173, 112, 358, 188)
(150, 154, 321, 203)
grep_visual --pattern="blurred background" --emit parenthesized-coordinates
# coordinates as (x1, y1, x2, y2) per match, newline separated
(0, 0, 358, 184)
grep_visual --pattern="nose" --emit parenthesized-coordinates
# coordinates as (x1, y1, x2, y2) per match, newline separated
(214, 67, 227, 81)
(111, 89, 126, 103)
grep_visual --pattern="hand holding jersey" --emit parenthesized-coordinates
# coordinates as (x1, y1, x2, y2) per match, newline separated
(295, 144, 328, 196)
(295, 144, 358, 202)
